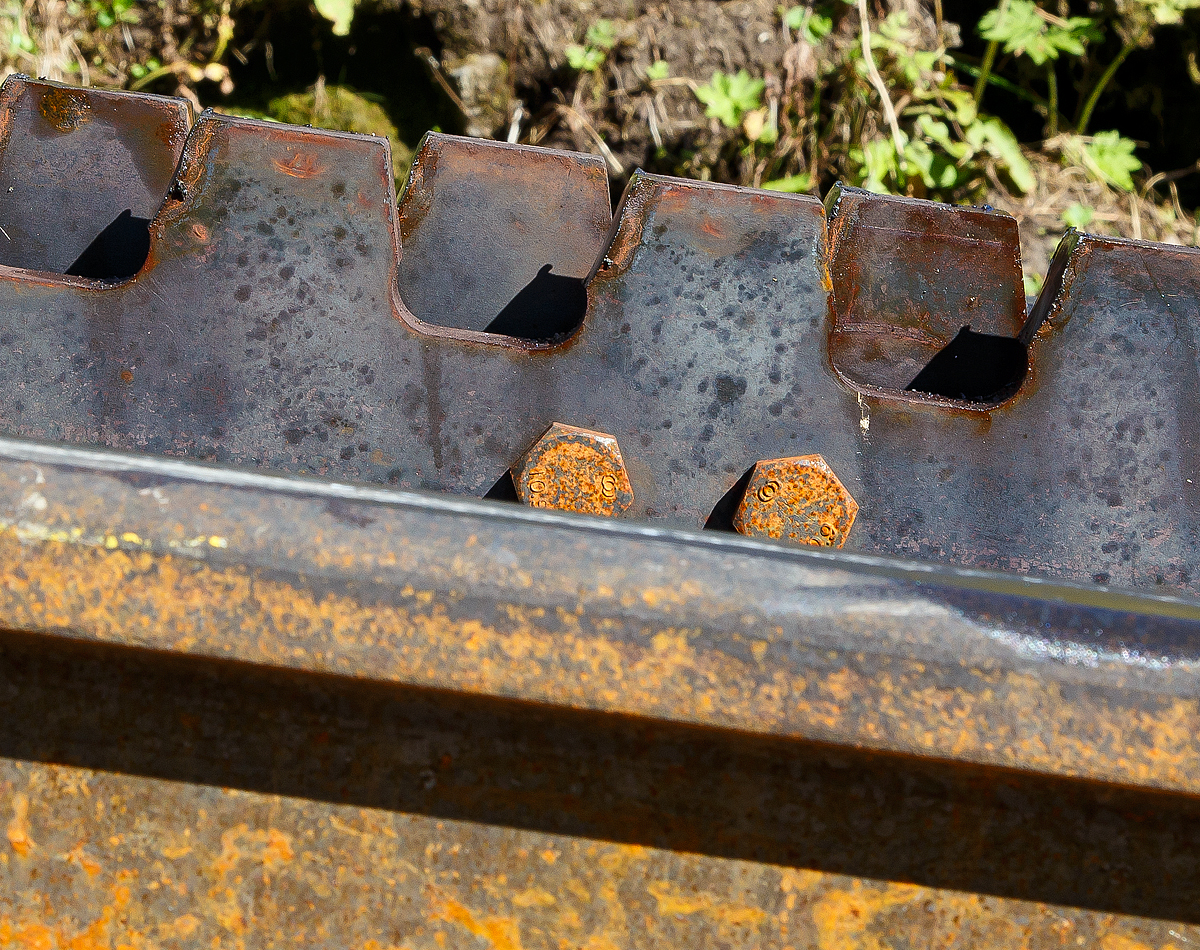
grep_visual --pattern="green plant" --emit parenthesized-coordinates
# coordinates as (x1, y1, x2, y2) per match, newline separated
(128, 57, 161, 81)
(973, 0, 1198, 145)
(977, 0, 1098, 67)
(1060, 131, 1143, 192)
(695, 70, 765, 129)
(975, 0, 1099, 134)
(1073, 0, 1200, 133)
(842, 11, 1033, 195)
(762, 172, 813, 192)
(645, 60, 670, 81)
(783, 5, 834, 44)
(1061, 202, 1096, 230)
(566, 19, 618, 73)
(90, 0, 137, 28)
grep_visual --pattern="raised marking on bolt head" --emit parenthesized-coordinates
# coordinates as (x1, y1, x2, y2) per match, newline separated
(733, 454, 858, 548)
(527, 470, 548, 495)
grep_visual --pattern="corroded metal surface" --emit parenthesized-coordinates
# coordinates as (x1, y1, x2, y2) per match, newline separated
(0, 96, 830, 530)
(0, 76, 192, 274)
(396, 132, 611, 338)
(0, 436, 1199, 792)
(0, 77, 1194, 597)
(513, 422, 634, 516)
(1, 438, 1200, 942)
(4, 76, 1200, 944)
(826, 184, 1026, 398)
(3, 759, 1199, 947)
(733, 454, 857, 546)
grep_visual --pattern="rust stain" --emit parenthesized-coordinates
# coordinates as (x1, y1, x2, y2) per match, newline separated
(38, 87, 91, 133)
(1, 493, 1199, 794)
(434, 896, 525, 950)
(511, 888, 556, 908)
(1099, 937, 1160, 950)
(64, 843, 102, 878)
(0, 759, 1194, 947)
(273, 151, 328, 179)
(6, 792, 33, 856)
(810, 882, 919, 950)
(733, 454, 858, 547)
(0, 874, 131, 949)
(646, 881, 767, 927)
(213, 823, 294, 878)
(513, 422, 634, 517)
(159, 914, 201, 939)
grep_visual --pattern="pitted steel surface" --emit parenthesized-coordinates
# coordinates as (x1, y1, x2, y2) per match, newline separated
(0, 76, 192, 275)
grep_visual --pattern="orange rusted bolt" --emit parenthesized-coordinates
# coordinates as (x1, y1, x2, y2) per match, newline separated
(732, 454, 858, 547)
(513, 422, 634, 517)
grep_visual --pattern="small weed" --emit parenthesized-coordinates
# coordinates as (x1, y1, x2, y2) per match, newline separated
(313, 0, 357, 36)
(89, 0, 137, 29)
(1061, 203, 1096, 230)
(762, 172, 813, 192)
(645, 60, 669, 81)
(694, 69, 765, 129)
(783, 5, 833, 44)
(1059, 132, 1143, 192)
(566, 18, 618, 73)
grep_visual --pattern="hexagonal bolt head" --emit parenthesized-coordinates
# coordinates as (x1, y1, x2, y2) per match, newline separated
(513, 423, 634, 517)
(732, 454, 858, 547)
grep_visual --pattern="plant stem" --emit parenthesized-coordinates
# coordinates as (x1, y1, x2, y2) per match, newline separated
(1045, 63, 1058, 137)
(856, 0, 905, 156)
(973, 0, 1009, 108)
(950, 57, 1049, 109)
(1076, 30, 1144, 135)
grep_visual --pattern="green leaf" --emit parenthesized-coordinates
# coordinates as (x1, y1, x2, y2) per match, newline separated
(966, 116, 1035, 193)
(763, 173, 813, 192)
(853, 137, 902, 193)
(566, 44, 605, 72)
(979, 0, 1045, 53)
(694, 70, 765, 128)
(938, 88, 978, 126)
(804, 12, 834, 43)
(586, 19, 618, 50)
(314, 0, 356, 36)
(978, 0, 1094, 65)
(916, 114, 971, 160)
(785, 7, 834, 43)
(1065, 130, 1142, 192)
(1061, 202, 1095, 230)
(645, 60, 670, 81)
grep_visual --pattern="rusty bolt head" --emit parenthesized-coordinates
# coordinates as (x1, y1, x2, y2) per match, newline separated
(732, 454, 858, 547)
(513, 423, 634, 517)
